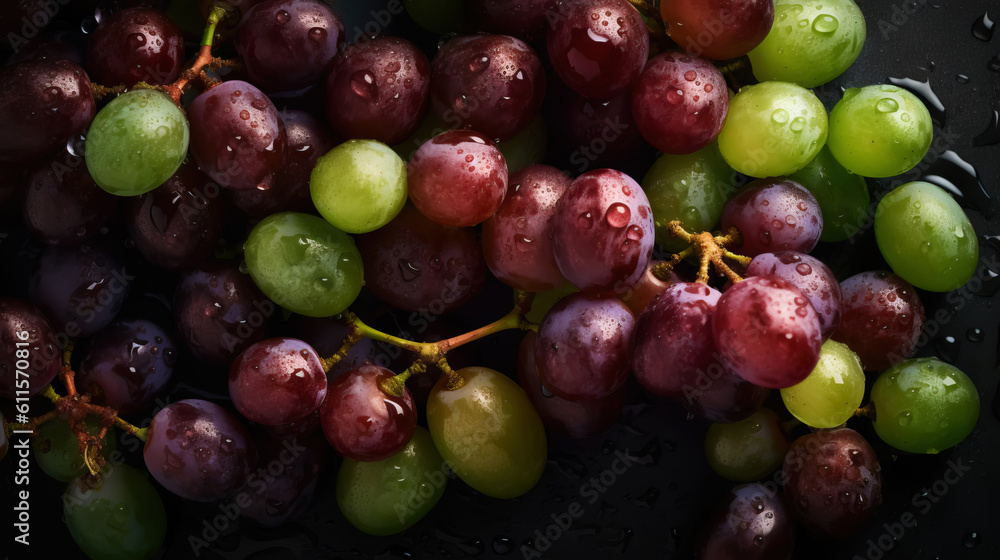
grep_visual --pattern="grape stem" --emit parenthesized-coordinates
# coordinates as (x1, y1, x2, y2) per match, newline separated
(164, 3, 236, 103)
(652, 221, 751, 284)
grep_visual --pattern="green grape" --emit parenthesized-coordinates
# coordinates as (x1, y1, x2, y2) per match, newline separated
(789, 146, 870, 242)
(827, 84, 933, 178)
(524, 281, 578, 324)
(402, 0, 465, 34)
(747, 0, 866, 87)
(426, 366, 547, 499)
(871, 357, 979, 454)
(244, 211, 364, 317)
(310, 139, 407, 234)
(336, 427, 447, 535)
(33, 417, 117, 482)
(704, 408, 789, 482)
(64, 462, 167, 560)
(85, 89, 189, 196)
(497, 115, 547, 174)
(781, 339, 866, 428)
(641, 141, 733, 251)
(874, 181, 978, 292)
(717, 81, 828, 177)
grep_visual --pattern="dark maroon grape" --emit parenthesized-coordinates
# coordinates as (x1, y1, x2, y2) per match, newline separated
(698, 482, 795, 560)
(745, 252, 842, 340)
(550, 168, 655, 293)
(831, 271, 924, 371)
(264, 409, 322, 439)
(546, 0, 649, 99)
(620, 259, 682, 316)
(86, 7, 185, 86)
(325, 35, 430, 145)
(662, 0, 775, 60)
(237, 428, 329, 527)
(125, 160, 225, 270)
(431, 33, 546, 141)
(469, 0, 559, 43)
(0, 297, 61, 399)
(319, 364, 416, 462)
(721, 178, 823, 258)
(188, 80, 287, 190)
(173, 259, 277, 367)
(534, 292, 635, 402)
(28, 239, 131, 339)
(229, 338, 328, 426)
(407, 129, 508, 227)
(76, 319, 177, 415)
(0, 57, 96, 162)
(632, 51, 729, 154)
(20, 150, 117, 245)
(684, 363, 769, 423)
(482, 164, 571, 292)
(712, 276, 822, 389)
(144, 399, 258, 501)
(236, 0, 345, 92)
(783, 428, 883, 538)
(518, 331, 624, 437)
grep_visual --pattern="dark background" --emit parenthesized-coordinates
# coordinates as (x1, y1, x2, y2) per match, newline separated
(2, 0, 999, 559)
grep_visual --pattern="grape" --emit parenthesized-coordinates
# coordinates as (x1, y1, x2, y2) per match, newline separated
(782, 427, 882, 538)
(620, 259, 681, 316)
(337, 426, 446, 535)
(85, 89, 189, 196)
(407, 129, 508, 228)
(870, 357, 980, 454)
(550, 168, 655, 293)
(780, 339, 864, 428)
(325, 35, 429, 145)
(745, 251, 842, 339)
(641, 141, 733, 252)
(143, 399, 257, 501)
(86, 7, 185, 87)
(236, 0, 345, 92)
(481, 164, 571, 292)
(76, 319, 177, 415)
(684, 363, 770, 423)
(0, 297, 61, 399)
(717, 81, 828, 177)
(229, 338, 327, 426)
(33, 417, 117, 482)
(712, 275, 823, 389)
(697, 482, 795, 560)
(293, 315, 381, 378)
(788, 145, 870, 242)
(747, 0, 866, 87)
(631, 51, 729, 155)
(173, 259, 276, 367)
(874, 181, 978, 292)
(0, 57, 96, 163)
(431, 34, 546, 141)
(546, 0, 649, 99)
(662, 0, 775, 60)
(827, 84, 933, 177)
(534, 292, 635, 402)
(426, 366, 546, 499)
(238, 429, 329, 527)
(320, 364, 416, 462)
(468, 0, 558, 43)
(721, 178, 823, 258)
(244, 211, 364, 317)
(831, 271, 924, 371)
(704, 408, 788, 482)
(496, 114, 548, 173)
(64, 463, 167, 560)
(310, 139, 407, 234)
(187, 80, 287, 191)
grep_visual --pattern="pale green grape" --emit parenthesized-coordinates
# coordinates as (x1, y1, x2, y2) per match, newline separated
(717, 81, 828, 177)
(704, 408, 788, 482)
(244, 211, 364, 317)
(781, 339, 865, 428)
(85, 89, 189, 196)
(336, 427, 447, 535)
(310, 139, 407, 234)
(34, 417, 117, 482)
(789, 146, 870, 242)
(875, 181, 978, 292)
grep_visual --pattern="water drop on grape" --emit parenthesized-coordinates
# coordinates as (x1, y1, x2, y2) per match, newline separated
(577, 212, 593, 228)
(876, 98, 900, 113)
(276, 10, 290, 23)
(605, 203, 631, 227)
(790, 117, 807, 132)
(771, 108, 790, 124)
(812, 14, 839, 33)
(308, 27, 326, 42)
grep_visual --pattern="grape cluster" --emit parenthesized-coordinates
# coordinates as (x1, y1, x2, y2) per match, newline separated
(0, 0, 991, 559)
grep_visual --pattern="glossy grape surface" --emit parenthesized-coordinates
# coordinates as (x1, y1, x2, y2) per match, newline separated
(745, 251, 842, 339)
(662, 0, 774, 60)
(229, 337, 328, 426)
(21, 151, 117, 245)
(698, 481, 795, 560)
(86, 7, 185, 87)
(704, 408, 788, 482)
(33, 417, 117, 482)
(310, 139, 407, 234)
(781, 339, 865, 428)
(0, 297, 61, 399)
(721, 178, 823, 257)
(788, 145, 869, 242)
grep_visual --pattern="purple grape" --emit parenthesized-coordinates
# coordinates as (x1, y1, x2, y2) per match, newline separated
(188, 80, 287, 190)
(324, 35, 430, 145)
(228, 338, 328, 426)
(237, 428, 329, 527)
(469, 0, 559, 43)
(534, 292, 635, 402)
(86, 7, 185, 87)
(0, 297, 61, 399)
(550, 168, 655, 293)
(698, 482, 795, 560)
(745, 251, 843, 340)
(721, 178, 823, 258)
(76, 319, 177, 415)
(683, 363, 769, 423)
(144, 399, 258, 501)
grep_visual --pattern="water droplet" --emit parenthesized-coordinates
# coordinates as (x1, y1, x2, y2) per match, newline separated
(622, 184, 631, 196)
(795, 263, 812, 276)
(967, 328, 984, 342)
(771, 108, 790, 124)
(276, 10, 290, 23)
(972, 12, 995, 41)
(127, 33, 146, 47)
(790, 117, 807, 132)
(963, 532, 981, 548)
(308, 27, 327, 42)
(577, 212, 593, 228)
(683, 70, 697, 81)
(876, 98, 900, 113)
(956, 74, 970, 84)
(514, 235, 534, 252)
(666, 89, 683, 104)
(605, 203, 631, 227)
(469, 54, 490, 73)
(350, 70, 378, 99)
(973, 109, 1000, 146)
(896, 411, 912, 426)
(626, 226, 643, 241)
(239, 110, 250, 120)
(398, 260, 421, 281)
(812, 14, 839, 33)
(250, 97, 268, 110)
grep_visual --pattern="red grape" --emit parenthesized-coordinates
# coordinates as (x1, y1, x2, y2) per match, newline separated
(0, 297, 61, 399)
(229, 338, 328, 426)
(721, 178, 823, 257)
(86, 7, 185, 87)
(698, 482, 795, 560)
(745, 251, 842, 340)
(662, 0, 775, 60)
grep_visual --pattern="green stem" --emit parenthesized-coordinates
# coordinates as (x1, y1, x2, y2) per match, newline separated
(379, 361, 427, 397)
